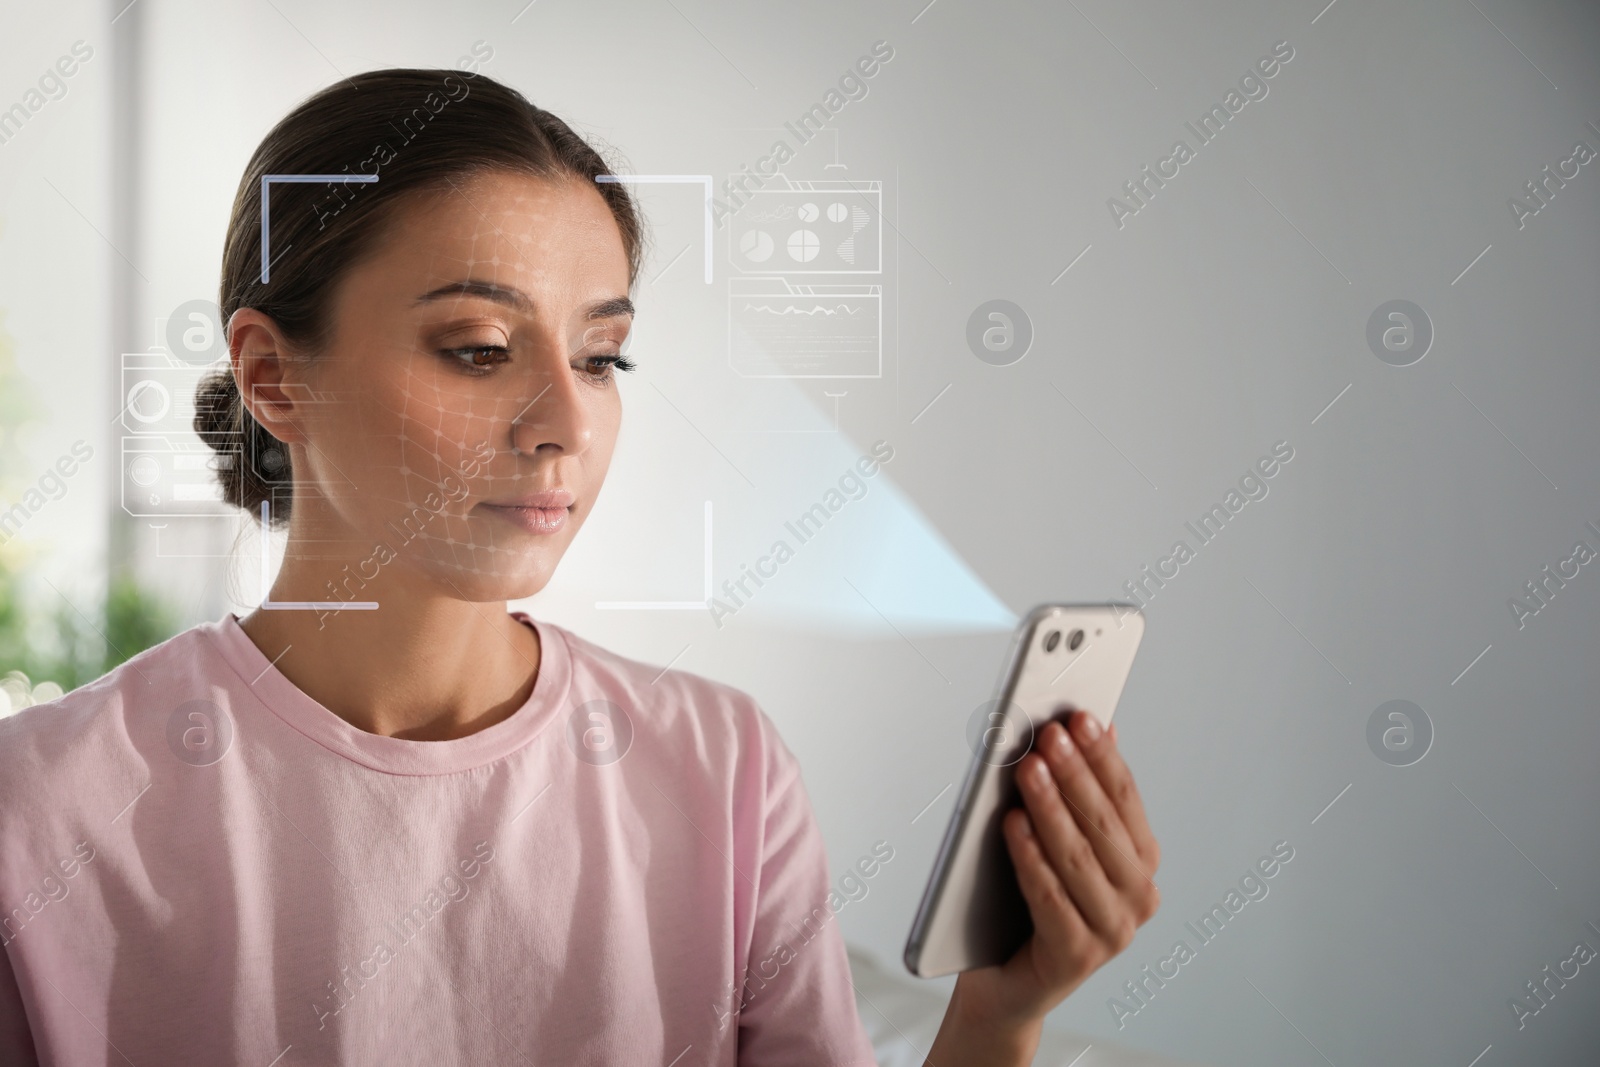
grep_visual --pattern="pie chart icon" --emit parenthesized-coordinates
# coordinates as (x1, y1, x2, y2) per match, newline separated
(740, 229, 774, 262)
(787, 229, 820, 262)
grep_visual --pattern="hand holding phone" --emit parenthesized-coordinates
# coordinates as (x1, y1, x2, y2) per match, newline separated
(904, 603, 1163, 1049)
(957, 708, 1162, 1040)
(904, 604, 1159, 978)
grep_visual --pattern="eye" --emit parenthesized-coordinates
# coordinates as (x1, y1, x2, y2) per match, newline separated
(576, 351, 638, 385)
(441, 345, 510, 374)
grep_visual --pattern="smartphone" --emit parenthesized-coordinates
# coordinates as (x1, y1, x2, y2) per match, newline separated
(902, 602, 1145, 979)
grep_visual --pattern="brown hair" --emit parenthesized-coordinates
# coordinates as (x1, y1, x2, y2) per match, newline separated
(193, 67, 645, 529)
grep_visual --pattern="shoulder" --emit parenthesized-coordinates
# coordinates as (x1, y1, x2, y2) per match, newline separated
(0, 620, 225, 813)
(540, 619, 801, 791)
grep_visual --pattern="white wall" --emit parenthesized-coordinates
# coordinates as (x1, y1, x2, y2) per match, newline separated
(0, 5, 113, 609)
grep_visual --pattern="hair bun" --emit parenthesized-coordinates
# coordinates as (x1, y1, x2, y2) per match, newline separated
(192, 367, 238, 449)
(191, 365, 289, 527)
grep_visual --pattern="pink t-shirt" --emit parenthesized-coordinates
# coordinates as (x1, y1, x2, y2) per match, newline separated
(0, 611, 878, 1066)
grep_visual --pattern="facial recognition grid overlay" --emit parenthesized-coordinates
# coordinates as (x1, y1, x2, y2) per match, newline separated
(238, 176, 639, 613)
(727, 178, 882, 275)
(119, 352, 234, 517)
(727, 278, 882, 379)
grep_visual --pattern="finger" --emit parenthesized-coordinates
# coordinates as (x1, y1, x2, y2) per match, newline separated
(1002, 807, 1091, 959)
(1041, 719, 1150, 894)
(1063, 714, 1162, 925)
(1071, 710, 1160, 875)
(1016, 752, 1130, 945)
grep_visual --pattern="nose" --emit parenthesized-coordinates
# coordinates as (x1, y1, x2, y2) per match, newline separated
(509, 352, 596, 458)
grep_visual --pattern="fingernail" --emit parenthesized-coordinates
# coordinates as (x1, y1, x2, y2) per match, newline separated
(1078, 712, 1102, 741)
(1052, 721, 1074, 758)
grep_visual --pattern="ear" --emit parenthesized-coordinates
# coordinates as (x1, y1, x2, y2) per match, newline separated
(227, 308, 308, 447)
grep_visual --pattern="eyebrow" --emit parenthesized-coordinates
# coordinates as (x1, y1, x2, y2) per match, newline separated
(412, 280, 634, 320)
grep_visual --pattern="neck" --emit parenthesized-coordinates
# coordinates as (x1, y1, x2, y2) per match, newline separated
(238, 545, 541, 742)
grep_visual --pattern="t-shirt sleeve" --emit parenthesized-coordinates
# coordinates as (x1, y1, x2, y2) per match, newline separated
(735, 732, 878, 1067)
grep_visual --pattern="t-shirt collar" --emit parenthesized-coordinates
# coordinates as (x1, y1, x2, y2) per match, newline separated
(204, 609, 572, 776)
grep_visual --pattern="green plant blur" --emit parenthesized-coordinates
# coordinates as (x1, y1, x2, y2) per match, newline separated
(0, 563, 179, 693)
(0, 312, 179, 695)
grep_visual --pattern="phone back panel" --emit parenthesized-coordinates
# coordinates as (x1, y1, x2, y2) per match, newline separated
(904, 603, 1145, 978)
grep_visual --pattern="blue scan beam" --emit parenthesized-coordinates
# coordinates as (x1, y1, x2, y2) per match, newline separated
(735, 468, 1018, 637)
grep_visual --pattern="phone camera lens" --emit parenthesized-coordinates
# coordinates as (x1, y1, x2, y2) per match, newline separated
(1043, 629, 1061, 652)
(1068, 629, 1085, 651)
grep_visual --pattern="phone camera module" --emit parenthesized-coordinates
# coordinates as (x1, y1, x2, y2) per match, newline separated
(1043, 629, 1061, 652)
(1068, 628, 1085, 651)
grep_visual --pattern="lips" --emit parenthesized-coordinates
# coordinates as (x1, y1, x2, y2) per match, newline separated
(483, 489, 574, 509)
(478, 489, 574, 536)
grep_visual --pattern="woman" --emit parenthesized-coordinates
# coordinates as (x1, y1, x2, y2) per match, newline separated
(0, 68, 1160, 1064)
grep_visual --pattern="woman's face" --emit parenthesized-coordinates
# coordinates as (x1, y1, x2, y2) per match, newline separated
(282, 169, 634, 601)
